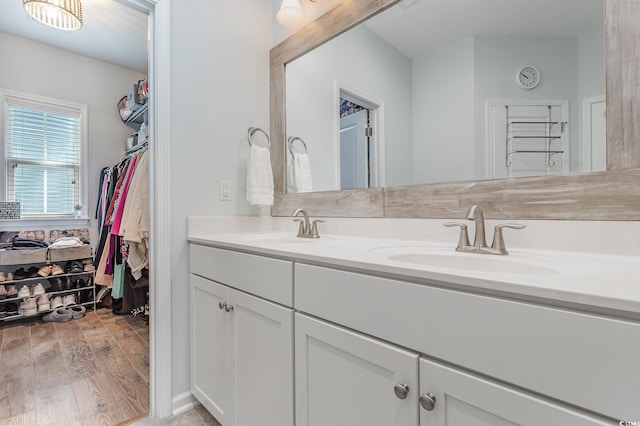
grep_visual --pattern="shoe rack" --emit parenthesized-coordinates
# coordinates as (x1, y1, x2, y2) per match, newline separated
(0, 255, 96, 322)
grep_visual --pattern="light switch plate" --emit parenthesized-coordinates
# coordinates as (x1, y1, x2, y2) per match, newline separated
(220, 180, 232, 201)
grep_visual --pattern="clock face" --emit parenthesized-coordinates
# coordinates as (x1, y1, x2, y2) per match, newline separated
(516, 66, 540, 89)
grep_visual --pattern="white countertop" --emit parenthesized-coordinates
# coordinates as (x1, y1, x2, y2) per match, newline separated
(188, 230, 640, 315)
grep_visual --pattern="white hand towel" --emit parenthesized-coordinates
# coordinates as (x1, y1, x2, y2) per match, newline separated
(292, 152, 313, 193)
(247, 145, 274, 205)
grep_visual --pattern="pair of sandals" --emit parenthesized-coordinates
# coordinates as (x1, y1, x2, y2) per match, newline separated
(42, 305, 86, 322)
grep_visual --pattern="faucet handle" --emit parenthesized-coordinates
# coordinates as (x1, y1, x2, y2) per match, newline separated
(310, 219, 325, 238)
(443, 222, 471, 251)
(491, 223, 526, 255)
(293, 218, 306, 237)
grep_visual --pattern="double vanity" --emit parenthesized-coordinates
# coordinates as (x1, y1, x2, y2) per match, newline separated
(188, 215, 640, 425)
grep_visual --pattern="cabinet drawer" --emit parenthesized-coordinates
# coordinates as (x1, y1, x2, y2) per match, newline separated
(190, 244, 293, 307)
(295, 263, 640, 420)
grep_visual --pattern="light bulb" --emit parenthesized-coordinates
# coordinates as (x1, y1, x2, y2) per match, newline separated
(277, 0, 304, 27)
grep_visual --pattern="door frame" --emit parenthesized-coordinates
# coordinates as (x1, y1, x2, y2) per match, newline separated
(119, 0, 172, 419)
(335, 81, 385, 188)
(582, 95, 606, 172)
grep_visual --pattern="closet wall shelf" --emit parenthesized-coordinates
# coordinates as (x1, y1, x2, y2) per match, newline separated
(125, 104, 148, 130)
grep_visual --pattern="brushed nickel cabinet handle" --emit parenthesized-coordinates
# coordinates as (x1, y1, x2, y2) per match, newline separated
(393, 383, 410, 400)
(419, 393, 436, 411)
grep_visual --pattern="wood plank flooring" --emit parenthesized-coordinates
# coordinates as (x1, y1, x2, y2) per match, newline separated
(0, 308, 149, 426)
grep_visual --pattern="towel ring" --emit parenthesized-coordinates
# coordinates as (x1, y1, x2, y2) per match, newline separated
(247, 127, 270, 149)
(288, 136, 308, 156)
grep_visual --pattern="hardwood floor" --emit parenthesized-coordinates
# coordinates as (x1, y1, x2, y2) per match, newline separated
(0, 308, 149, 425)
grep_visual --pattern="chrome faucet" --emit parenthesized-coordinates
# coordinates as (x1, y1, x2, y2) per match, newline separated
(292, 208, 324, 238)
(444, 205, 525, 255)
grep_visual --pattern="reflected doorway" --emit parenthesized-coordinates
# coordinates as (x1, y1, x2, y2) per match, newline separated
(337, 86, 384, 189)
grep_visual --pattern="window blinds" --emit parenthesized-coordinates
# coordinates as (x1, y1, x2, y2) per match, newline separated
(5, 95, 81, 215)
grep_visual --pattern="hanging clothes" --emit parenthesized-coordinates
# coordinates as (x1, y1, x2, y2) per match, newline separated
(93, 146, 149, 316)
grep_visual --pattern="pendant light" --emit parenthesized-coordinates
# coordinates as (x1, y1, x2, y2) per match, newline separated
(276, 0, 304, 27)
(23, 0, 83, 31)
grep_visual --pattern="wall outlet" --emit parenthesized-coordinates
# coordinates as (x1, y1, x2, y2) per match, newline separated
(220, 180, 232, 201)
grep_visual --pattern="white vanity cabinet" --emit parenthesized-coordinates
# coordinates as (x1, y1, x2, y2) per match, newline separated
(418, 358, 610, 426)
(295, 313, 419, 426)
(295, 263, 638, 423)
(189, 245, 294, 426)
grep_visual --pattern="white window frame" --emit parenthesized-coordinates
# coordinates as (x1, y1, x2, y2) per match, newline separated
(0, 88, 88, 218)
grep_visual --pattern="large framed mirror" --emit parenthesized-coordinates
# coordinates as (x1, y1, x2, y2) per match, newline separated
(270, 0, 640, 220)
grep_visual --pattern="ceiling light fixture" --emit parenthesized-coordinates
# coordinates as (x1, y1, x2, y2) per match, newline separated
(22, 0, 83, 31)
(276, 0, 304, 27)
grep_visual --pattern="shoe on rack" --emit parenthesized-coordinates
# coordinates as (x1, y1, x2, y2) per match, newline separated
(31, 283, 45, 296)
(64, 276, 73, 291)
(6, 285, 18, 298)
(81, 258, 93, 265)
(0, 286, 6, 300)
(50, 296, 64, 309)
(42, 308, 72, 322)
(66, 261, 84, 274)
(13, 268, 27, 280)
(18, 297, 38, 316)
(62, 294, 76, 307)
(0, 272, 5, 282)
(83, 264, 95, 272)
(0, 303, 6, 318)
(49, 277, 63, 292)
(5, 302, 18, 315)
(68, 305, 86, 319)
(36, 294, 50, 312)
(50, 264, 64, 276)
(37, 265, 52, 277)
(17, 285, 30, 298)
(26, 267, 39, 278)
(73, 278, 85, 289)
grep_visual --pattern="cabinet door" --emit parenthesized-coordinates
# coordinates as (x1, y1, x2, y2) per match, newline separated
(295, 313, 419, 426)
(190, 275, 234, 425)
(230, 289, 294, 426)
(419, 358, 611, 426)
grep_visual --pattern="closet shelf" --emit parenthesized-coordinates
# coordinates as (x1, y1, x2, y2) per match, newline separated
(125, 103, 148, 130)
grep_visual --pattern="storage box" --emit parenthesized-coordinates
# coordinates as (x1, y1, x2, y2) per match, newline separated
(0, 248, 48, 265)
(48, 245, 92, 263)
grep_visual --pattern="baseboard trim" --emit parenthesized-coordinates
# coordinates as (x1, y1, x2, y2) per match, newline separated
(171, 392, 200, 416)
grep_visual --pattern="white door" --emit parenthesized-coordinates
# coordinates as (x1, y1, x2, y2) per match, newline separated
(419, 358, 611, 426)
(295, 313, 419, 426)
(231, 289, 294, 426)
(340, 109, 368, 189)
(190, 275, 233, 425)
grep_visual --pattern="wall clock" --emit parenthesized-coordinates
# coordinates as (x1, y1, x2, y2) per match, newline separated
(516, 65, 541, 90)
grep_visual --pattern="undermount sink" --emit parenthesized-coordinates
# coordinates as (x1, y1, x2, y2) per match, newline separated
(369, 246, 562, 275)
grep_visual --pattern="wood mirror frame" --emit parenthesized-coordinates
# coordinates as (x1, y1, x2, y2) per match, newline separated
(270, 0, 640, 220)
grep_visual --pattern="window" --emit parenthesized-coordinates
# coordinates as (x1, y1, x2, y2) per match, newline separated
(2, 91, 86, 217)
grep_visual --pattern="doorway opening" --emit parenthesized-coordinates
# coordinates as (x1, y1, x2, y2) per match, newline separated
(337, 84, 385, 189)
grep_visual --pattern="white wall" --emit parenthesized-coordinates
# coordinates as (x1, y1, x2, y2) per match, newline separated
(286, 24, 413, 190)
(473, 36, 580, 175)
(169, 0, 272, 398)
(0, 31, 146, 237)
(411, 37, 475, 184)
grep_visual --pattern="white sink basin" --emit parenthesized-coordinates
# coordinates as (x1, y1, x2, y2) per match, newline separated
(370, 246, 563, 275)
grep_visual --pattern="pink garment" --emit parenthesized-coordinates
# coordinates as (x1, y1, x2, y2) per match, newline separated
(111, 155, 139, 236)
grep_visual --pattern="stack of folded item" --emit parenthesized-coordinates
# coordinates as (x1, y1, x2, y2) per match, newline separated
(8, 237, 49, 250)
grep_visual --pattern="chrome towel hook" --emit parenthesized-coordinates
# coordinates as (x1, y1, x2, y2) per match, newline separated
(288, 136, 308, 156)
(247, 127, 270, 149)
